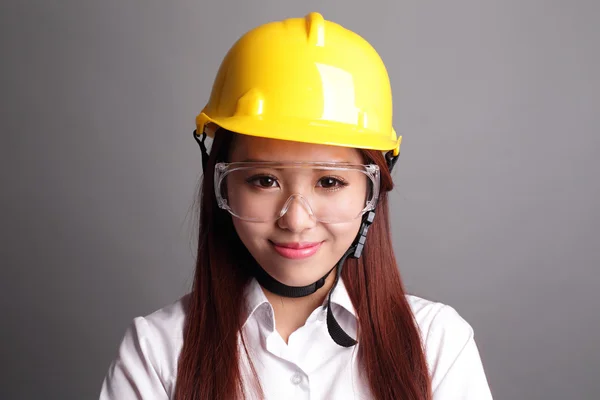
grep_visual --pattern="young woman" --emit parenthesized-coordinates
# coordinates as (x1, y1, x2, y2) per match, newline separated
(100, 12, 493, 400)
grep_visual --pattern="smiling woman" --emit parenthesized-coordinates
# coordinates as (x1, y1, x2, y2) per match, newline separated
(225, 134, 372, 289)
(99, 12, 493, 400)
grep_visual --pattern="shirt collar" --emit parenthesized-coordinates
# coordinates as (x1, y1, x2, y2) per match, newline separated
(328, 278, 357, 318)
(241, 278, 270, 327)
(241, 277, 357, 327)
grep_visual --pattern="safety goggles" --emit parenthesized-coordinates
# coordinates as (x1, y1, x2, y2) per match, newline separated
(214, 161, 380, 224)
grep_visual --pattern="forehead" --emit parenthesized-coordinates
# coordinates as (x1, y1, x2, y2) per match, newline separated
(229, 134, 363, 164)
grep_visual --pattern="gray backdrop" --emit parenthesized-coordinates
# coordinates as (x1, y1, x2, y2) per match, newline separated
(1, 1, 598, 399)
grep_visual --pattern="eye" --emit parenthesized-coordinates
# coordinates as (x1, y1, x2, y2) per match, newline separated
(317, 176, 348, 189)
(247, 175, 279, 188)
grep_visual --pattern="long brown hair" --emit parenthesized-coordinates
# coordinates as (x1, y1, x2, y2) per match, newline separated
(174, 129, 432, 399)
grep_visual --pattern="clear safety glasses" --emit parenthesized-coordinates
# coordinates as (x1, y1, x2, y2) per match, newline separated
(214, 162, 380, 224)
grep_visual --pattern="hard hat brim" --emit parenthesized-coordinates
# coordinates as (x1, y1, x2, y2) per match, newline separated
(197, 112, 401, 156)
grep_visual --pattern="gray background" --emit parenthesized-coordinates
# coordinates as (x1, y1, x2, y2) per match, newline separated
(1, 1, 598, 399)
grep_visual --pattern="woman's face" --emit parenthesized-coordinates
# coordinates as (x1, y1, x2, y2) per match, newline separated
(228, 134, 364, 287)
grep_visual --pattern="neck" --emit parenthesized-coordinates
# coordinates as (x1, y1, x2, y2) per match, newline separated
(260, 270, 337, 343)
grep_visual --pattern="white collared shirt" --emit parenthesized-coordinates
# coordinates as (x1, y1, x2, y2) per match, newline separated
(99, 279, 493, 399)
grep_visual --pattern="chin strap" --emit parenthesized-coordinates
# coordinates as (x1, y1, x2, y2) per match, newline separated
(194, 129, 399, 347)
(193, 129, 208, 171)
(251, 210, 376, 348)
(252, 262, 336, 298)
(326, 150, 397, 347)
(325, 211, 375, 347)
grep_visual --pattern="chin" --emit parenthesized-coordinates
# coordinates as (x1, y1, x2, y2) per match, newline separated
(262, 262, 330, 287)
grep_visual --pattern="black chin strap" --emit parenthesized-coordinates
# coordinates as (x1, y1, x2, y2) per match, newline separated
(325, 211, 375, 347)
(193, 130, 209, 171)
(385, 149, 399, 171)
(251, 210, 375, 348)
(252, 262, 336, 298)
(194, 129, 399, 347)
(251, 210, 376, 347)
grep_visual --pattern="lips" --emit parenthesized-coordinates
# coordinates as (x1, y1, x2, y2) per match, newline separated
(270, 241, 323, 259)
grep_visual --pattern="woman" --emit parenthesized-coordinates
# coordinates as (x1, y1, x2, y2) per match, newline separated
(100, 12, 492, 400)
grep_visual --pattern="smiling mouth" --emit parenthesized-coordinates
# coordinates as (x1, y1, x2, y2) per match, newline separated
(269, 241, 323, 259)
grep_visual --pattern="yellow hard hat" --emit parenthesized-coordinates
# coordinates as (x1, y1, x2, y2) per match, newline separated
(196, 12, 401, 156)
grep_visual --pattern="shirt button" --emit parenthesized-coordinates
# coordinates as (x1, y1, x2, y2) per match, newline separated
(290, 373, 303, 385)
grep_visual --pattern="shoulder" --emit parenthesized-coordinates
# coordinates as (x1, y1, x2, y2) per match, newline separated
(406, 294, 493, 398)
(141, 293, 190, 350)
(135, 293, 190, 373)
(406, 294, 474, 343)
(100, 294, 190, 399)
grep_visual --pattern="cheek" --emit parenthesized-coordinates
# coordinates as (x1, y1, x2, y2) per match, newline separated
(326, 219, 362, 248)
(232, 219, 270, 251)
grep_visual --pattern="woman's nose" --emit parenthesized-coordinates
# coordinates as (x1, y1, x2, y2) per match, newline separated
(276, 195, 317, 232)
